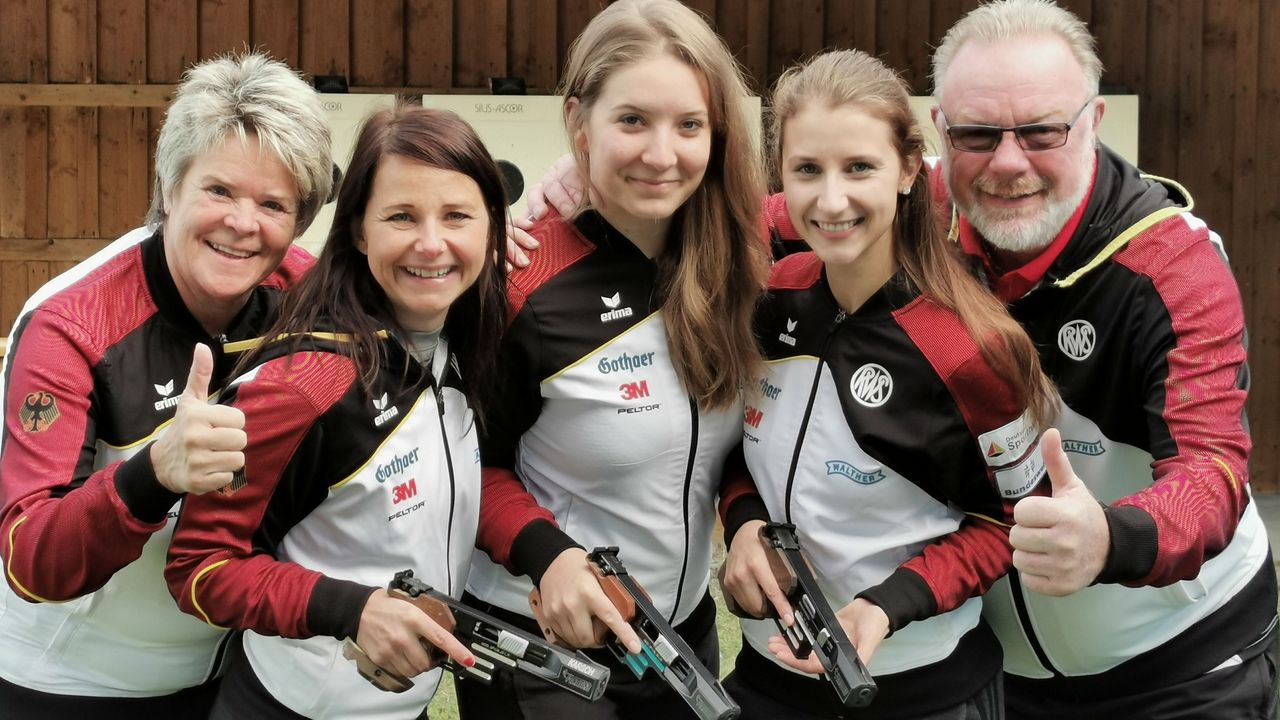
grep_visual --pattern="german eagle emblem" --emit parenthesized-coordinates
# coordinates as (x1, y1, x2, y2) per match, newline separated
(19, 392, 60, 433)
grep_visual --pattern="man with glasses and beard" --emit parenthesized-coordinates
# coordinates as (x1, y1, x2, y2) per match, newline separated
(928, 1, 1276, 718)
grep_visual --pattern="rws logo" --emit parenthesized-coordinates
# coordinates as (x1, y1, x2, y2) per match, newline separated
(849, 364, 892, 407)
(1058, 320, 1096, 361)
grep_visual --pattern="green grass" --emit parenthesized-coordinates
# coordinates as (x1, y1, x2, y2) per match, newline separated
(427, 529, 741, 720)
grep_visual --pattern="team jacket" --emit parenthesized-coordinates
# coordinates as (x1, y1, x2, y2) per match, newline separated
(468, 210, 741, 626)
(0, 227, 309, 696)
(165, 330, 479, 719)
(721, 254, 1042, 712)
(939, 146, 1274, 695)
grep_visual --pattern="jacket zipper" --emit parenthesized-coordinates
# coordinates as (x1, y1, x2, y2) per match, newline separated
(1008, 568, 1062, 677)
(432, 376, 459, 595)
(668, 394, 699, 625)
(783, 310, 846, 521)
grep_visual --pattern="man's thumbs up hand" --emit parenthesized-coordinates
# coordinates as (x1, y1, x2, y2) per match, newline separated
(1009, 428, 1109, 596)
(150, 343, 247, 495)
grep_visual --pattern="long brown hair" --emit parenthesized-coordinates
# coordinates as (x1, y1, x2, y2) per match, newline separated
(559, 0, 768, 411)
(770, 51, 1057, 428)
(236, 103, 508, 411)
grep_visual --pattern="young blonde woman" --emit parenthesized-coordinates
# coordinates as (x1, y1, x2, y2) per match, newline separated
(716, 50, 1057, 719)
(460, 1, 768, 717)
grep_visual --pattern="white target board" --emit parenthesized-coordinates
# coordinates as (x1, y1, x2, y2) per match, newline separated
(421, 95, 763, 217)
(295, 93, 398, 257)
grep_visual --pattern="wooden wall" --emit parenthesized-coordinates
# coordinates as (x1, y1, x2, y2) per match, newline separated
(0, 0, 1276, 489)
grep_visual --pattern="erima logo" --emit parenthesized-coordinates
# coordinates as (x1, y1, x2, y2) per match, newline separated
(826, 460, 885, 485)
(1058, 320, 1096, 361)
(599, 292, 634, 322)
(373, 392, 400, 427)
(153, 378, 180, 411)
(778, 318, 797, 347)
(1062, 439, 1105, 456)
(849, 364, 892, 407)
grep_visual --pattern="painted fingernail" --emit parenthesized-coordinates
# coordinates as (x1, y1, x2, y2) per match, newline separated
(463, 656, 475, 667)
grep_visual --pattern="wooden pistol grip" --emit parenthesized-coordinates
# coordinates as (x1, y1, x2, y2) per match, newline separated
(391, 589, 458, 661)
(591, 566, 638, 622)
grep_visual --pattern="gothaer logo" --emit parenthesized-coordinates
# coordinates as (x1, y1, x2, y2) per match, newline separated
(826, 460, 885, 485)
(1058, 319, 1096, 361)
(849, 363, 892, 407)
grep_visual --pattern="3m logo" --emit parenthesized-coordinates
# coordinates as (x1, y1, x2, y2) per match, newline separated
(392, 478, 418, 504)
(19, 391, 59, 433)
(849, 364, 892, 407)
(373, 392, 400, 427)
(825, 460, 885, 485)
(1058, 320, 1096, 361)
(153, 377, 180, 411)
(599, 292, 634, 322)
(778, 317, 798, 347)
(744, 406, 764, 428)
(619, 380, 650, 401)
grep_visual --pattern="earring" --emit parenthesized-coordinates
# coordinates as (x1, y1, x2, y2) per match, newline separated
(899, 186, 912, 196)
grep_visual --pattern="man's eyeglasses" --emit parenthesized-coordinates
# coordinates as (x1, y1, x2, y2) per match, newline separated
(940, 98, 1095, 153)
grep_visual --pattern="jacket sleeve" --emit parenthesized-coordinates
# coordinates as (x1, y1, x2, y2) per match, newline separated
(474, 295, 568, 583)
(1100, 219, 1253, 587)
(1, 309, 178, 602)
(165, 370, 372, 642)
(717, 443, 770, 547)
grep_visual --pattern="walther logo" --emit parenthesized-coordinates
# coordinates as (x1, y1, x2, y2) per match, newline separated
(373, 392, 399, 427)
(1062, 439, 1105, 456)
(1058, 320, 1096, 361)
(826, 460, 885, 485)
(849, 363, 892, 407)
(599, 292, 634, 322)
(153, 378, 180, 411)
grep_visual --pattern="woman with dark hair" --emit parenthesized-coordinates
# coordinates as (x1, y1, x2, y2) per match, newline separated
(716, 49, 1057, 719)
(165, 103, 509, 720)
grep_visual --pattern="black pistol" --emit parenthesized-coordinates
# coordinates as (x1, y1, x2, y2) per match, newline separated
(344, 569, 610, 701)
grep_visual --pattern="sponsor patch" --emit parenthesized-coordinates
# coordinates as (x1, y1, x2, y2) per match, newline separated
(373, 392, 400, 427)
(744, 405, 764, 428)
(757, 377, 782, 401)
(825, 460, 885, 485)
(1057, 320, 1096, 361)
(597, 351, 656, 375)
(1062, 438, 1105, 456)
(19, 391, 60, 433)
(994, 444, 1046, 498)
(599, 292, 634, 322)
(217, 468, 248, 497)
(779, 317, 798, 346)
(977, 410, 1038, 467)
(376, 448, 421, 483)
(848, 364, 892, 408)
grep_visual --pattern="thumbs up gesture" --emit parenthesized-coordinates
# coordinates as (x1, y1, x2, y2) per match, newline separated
(1009, 428, 1109, 596)
(149, 343, 248, 495)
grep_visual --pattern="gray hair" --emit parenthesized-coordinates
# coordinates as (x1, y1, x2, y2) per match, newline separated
(931, 0, 1102, 102)
(147, 51, 333, 236)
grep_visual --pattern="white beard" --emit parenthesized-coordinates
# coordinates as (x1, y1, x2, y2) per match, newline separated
(948, 147, 1096, 256)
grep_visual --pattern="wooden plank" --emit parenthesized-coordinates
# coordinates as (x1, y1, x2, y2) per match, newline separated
(0, 110, 21, 237)
(1230, 0, 1259, 297)
(557, 0, 598, 75)
(876, 0, 911, 85)
(26, 262, 50, 299)
(1059, 0, 1091, 25)
(508, 0, 558, 92)
(97, 108, 150, 238)
(23, 108, 48, 238)
(684, 0, 716, 23)
(0, 0, 44, 82)
(299, 0, 350, 77)
(46, 107, 99, 239)
(0, 83, 174, 107)
(406, 0, 453, 88)
(768, 0, 804, 83)
(251, 0, 301, 68)
(1196, 0, 1234, 241)
(50, 0, 97, 83)
(1092, 0, 1146, 93)
(0, 238, 116, 262)
(1174, 0, 1203, 200)
(98, 0, 147, 83)
(199, 0, 252, 58)
(1247, 0, 1280, 488)
(850, 0, 877, 56)
(716, 0, 769, 94)
(148, 0, 199, 82)
(798, 0, 825, 60)
(350, 0, 405, 86)
(455, 0, 509, 89)
(1, 262, 28, 332)
(929, 0, 965, 93)
(901, 0, 932, 94)
(1141, 0, 1177, 175)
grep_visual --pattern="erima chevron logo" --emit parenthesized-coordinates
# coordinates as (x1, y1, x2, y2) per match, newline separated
(1058, 320, 1096, 361)
(779, 317, 797, 346)
(153, 378, 180, 411)
(373, 392, 399, 427)
(826, 460, 885, 485)
(599, 292, 634, 322)
(849, 363, 892, 407)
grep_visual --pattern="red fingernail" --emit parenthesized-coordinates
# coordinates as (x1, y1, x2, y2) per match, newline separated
(463, 657, 475, 667)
